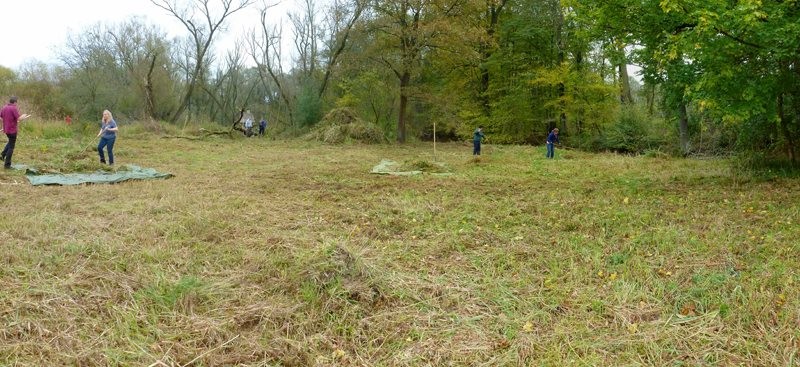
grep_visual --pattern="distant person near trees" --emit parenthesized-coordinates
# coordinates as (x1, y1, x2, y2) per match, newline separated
(244, 117, 254, 137)
(1, 96, 32, 169)
(546, 128, 560, 159)
(65, 115, 72, 125)
(97, 110, 119, 165)
(259, 118, 267, 136)
(473, 126, 485, 155)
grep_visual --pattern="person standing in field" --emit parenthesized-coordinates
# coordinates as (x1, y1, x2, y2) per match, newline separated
(546, 127, 560, 159)
(97, 110, 119, 165)
(1, 96, 32, 169)
(259, 118, 267, 136)
(473, 126, 485, 156)
(244, 117, 254, 137)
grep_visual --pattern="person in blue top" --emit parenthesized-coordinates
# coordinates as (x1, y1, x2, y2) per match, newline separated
(97, 110, 119, 165)
(546, 127, 559, 159)
(259, 118, 267, 136)
(473, 126, 485, 155)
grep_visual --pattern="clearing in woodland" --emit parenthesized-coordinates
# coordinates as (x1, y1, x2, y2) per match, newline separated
(1, 123, 798, 366)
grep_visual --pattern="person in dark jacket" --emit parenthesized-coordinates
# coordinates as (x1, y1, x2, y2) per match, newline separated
(259, 118, 267, 136)
(546, 128, 559, 159)
(473, 126, 485, 155)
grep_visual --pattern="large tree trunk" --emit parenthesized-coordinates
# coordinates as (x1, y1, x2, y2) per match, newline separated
(618, 62, 634, 104)
(478, 0, 506, 117)
(144, 54, 158, 120)
(678, 97, 689, 156)
(398, 71, 410, 143)
(778, 93, 797, 165)
(554, 1, 567, 133)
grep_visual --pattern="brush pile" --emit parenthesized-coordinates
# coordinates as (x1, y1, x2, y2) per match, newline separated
(306, 108, 386, 144)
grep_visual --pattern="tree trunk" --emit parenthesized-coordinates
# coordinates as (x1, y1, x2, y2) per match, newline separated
(678, 97, 689, 156)
(144, 54, 158, 120)
(777, 93, 797, 165)
(479, 1, 505, 117)
(398, 71, 410, 143)
(618, 62, 634, 104)
(554, 1, 567, 133)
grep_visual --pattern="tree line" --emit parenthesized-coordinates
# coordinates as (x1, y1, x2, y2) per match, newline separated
(1, 0, 797, 163)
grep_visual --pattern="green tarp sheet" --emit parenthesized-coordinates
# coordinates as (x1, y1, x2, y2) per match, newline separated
(370, 159, 422, 176)
(24, 165, 173, 186)
(369, 159, 453, 176)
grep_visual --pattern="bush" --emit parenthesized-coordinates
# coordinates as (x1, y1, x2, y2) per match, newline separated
(601, 106, 667, 154)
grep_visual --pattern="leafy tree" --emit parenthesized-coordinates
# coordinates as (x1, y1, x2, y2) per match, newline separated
(659, 0, 800, 163)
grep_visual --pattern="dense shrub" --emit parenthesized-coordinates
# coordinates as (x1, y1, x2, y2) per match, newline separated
(600, 106, 668, 154)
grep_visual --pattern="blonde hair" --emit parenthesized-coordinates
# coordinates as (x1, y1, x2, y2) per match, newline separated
(102, 110, 113, 123)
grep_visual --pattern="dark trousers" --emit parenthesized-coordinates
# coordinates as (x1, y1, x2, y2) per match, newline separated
(473, 140, 481, 155)
(2, 133, 17, 168)
(546, 142, 555, 158)
(259, 126, 265, 136)
(98, 136, 116, 164)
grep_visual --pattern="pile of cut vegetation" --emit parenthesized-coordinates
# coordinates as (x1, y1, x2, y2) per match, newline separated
(399, 159, 450, 173)
(306, 108, 386, 144)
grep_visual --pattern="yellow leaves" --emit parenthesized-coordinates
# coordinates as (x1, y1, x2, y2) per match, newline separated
(667, 48, 679, 61)
(623, 197, 630, 205)
(522, 321, 534, 332)
(609, 272, 618, 281)
(627, 323, 639, 334)
(775, 294, 786, 307)
(659, 0, 683, 14)
(332, 348, 346, 359)
(679, 301, 697, 317)
(657, 268, 673, 277)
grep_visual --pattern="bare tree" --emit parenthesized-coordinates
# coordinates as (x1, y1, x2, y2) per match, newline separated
(290, 0, 319, 77)
(249, 9, 297, 130)
(150, 0, 255, 123)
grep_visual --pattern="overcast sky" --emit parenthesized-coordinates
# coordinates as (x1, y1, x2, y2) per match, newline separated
(1, 0, 289, 70)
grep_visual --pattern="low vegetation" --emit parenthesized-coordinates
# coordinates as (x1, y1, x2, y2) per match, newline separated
(1, 122, 798, 366)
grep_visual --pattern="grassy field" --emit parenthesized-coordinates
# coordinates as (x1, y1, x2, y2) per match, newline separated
(1, 122, 799, 366)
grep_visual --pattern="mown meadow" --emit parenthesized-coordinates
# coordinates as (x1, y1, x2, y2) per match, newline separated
(1, 121, 798, 366)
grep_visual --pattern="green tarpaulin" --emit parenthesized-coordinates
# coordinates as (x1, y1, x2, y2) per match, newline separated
(370, 159, 422, 176)
(24, 165, 173, 186)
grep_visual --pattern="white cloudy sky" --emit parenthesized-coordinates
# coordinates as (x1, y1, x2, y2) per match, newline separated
(1, 0, 292, 69)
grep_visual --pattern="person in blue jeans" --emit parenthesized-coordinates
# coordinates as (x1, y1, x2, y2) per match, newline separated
(546, 127, 559, 159)
(97, 110, 119, 165)
(473, 126, 485, 155)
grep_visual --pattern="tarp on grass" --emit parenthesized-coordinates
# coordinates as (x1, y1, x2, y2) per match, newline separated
(370, 159, 422, 176)
(25, 165, 173, 186)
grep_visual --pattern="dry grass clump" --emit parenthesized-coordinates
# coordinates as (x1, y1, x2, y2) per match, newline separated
(400, 160, 450, 173)
(306, 108, 386, 144)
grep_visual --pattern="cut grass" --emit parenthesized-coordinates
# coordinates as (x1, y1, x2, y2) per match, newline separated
(0, 123, 799, 366)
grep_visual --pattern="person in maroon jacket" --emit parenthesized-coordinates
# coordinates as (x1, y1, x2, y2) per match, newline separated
(1, 96, 31, 169)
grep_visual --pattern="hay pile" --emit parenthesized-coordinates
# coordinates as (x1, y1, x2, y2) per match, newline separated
(306, 108, 386, 144)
